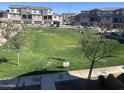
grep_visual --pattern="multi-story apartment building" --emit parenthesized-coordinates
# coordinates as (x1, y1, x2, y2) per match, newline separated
(42, 8, 53, 27)
(8, 5, 53, 26)
(70, 14, 81, 26)
(79, 8, 124, 28)
(62, 12, 78, 25)
(3, 5, 124, 28)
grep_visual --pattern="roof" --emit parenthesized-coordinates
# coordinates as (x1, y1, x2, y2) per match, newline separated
(62, 12, 79, 15)
(81, 7, 124, 11)
(0, 10, 7, 13)
(9, 4, 53, 10)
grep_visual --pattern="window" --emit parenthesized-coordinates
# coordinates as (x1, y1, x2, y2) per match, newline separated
(44, 16, 47, 19)
(16, 9, 19, 12)
(48, 15, 52, 19)
(41, 10, 43, 15)
(11, 9, 14, 12)
(33, 10, 37, 13)
(122, 10, 124, 14)
(21, 9, 27, 12)
(97, 11, 102, 16)
(108, 11, 113, 14)
(115, 11, 120, 14)
(28, 15, 32, 19)
(23, 15, 27, 19)
(37, 10, 40, 14)
(43, 10, 47, 14)
(90, 17, 97, 22)
(48, 10, 51, 14)
(113, 17, 119, 23)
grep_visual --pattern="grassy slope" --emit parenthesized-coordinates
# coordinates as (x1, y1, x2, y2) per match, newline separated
(0, 28, 123, 79)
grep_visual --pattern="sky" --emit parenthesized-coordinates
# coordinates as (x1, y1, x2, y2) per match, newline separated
(0, 2, 124, 14)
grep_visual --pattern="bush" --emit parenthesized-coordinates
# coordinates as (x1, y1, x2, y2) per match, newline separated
(0, 56, 8, 64)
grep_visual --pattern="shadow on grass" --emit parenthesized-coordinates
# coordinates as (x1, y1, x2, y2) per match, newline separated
(49, 57, 66, 61)
(104, 35, 124, 44)
(0, 57, 9, 64)
(8, 62, 18, 66)
(0, 57, 17, 66)
(18, 70, 64, 77)
(57, 66, 64, 68)
(118, 39, 124, 44)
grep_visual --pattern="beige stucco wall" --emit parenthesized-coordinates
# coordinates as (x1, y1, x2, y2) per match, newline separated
(9, 14, 21, 20)
(32, 15, 42, 21)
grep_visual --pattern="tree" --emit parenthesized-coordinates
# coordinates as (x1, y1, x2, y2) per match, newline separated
(11, 31, 26, 66)
(79, 30, 118, 89)
(2, 21, 19, 39)
(0, 20, 20, 50)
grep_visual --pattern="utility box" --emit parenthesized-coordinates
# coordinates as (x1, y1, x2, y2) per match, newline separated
(63, 61, 70, 68)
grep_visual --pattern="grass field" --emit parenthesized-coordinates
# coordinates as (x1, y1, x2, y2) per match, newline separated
(0, 28, 124, 79)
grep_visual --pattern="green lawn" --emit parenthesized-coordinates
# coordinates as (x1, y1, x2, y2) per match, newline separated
(0, 28, 124, 79)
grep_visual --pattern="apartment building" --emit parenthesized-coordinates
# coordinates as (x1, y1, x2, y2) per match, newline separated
(8, 5, 53, 26)
(3, 5, 124, 28)
(79, 8, 124, 28)
(62, 13, 78, 25)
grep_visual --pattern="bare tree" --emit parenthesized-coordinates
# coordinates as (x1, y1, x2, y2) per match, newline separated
(2, 21, 16, 39)
(0, 20, 20, 50)
(79, 30, 118, 89)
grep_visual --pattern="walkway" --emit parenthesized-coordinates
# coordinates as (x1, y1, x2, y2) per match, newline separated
(0, 65, 124, 90)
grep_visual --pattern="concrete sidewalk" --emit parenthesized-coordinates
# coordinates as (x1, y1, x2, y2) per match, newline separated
(0, 65, 124, 90)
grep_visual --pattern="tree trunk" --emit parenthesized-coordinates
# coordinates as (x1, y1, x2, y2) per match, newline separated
(17, 52, 20, 66)
(7, 42, 9, 52)
(87, 60, 95, 80)
(85, 60, 95, 89)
